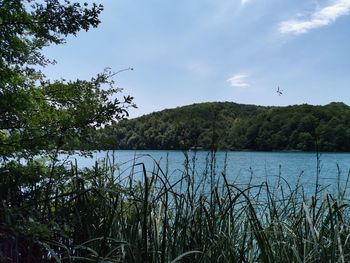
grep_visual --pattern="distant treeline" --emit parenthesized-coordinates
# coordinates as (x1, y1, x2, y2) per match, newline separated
(86, 102, 350, 152)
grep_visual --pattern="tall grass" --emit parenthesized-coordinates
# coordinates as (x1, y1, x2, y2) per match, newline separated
(1, 151, 350, 262)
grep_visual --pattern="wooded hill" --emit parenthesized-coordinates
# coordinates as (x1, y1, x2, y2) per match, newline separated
(92, 102, 350, 152)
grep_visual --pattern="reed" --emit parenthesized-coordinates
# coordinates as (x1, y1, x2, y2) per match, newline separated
(1, 151, 350, 262)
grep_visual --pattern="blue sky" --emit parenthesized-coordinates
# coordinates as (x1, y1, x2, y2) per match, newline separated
(42, 0, 350, 117)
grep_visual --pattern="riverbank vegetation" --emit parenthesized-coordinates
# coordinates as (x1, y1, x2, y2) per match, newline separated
(2, 152, 350, 262)
(94, 101, 350, 152)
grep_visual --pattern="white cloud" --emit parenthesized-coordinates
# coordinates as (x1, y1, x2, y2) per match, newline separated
(241, 0, 249, 5)
(280, 0, 350, 34)
(227, 73, 250, 88)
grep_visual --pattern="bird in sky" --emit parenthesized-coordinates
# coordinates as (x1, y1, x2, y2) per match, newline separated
(277, 86, 283, 96)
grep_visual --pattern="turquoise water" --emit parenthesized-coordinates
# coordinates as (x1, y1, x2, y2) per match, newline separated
(62, 150, 350, 194)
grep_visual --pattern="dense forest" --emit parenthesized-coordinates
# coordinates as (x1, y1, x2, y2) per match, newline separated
(92, 101, 350, 152)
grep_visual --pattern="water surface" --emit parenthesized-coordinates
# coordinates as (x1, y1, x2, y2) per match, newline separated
(62, 150, 350, 194)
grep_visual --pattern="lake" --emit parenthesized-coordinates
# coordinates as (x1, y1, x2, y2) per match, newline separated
(62, 150, 350, 195)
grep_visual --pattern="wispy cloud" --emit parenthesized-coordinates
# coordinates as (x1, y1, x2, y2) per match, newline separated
(280, 0, 350, 34)
(241, 0, 249, 5)
(227, 73, 250, 88)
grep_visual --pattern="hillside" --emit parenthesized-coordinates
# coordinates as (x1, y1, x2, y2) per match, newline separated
(92, 102, 350, 152)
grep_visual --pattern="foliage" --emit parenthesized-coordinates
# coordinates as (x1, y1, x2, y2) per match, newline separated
(0, 0, 135, 158)
(95, 102, 350, 152)
(2, 152, 350, 262)
(0, 0, 135, 261)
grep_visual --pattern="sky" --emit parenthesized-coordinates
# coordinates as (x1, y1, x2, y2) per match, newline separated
(42, 0, 350, 118)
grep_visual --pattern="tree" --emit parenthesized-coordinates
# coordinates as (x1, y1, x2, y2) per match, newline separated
(0, 1, 135, 261)
(0, 0, 135, 159)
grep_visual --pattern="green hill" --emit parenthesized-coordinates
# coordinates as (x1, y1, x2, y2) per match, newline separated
(93, 102, 350, 152)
